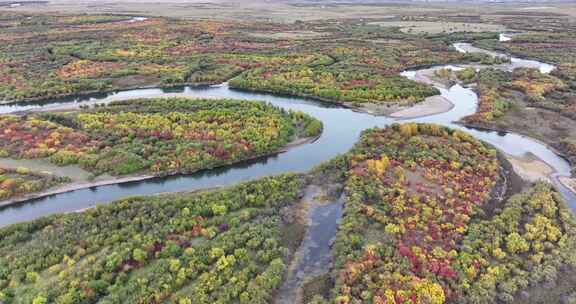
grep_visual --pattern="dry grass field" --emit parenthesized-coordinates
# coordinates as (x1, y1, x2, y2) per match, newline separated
(2, 0, 576, 22)
(370, 20, 506, 34)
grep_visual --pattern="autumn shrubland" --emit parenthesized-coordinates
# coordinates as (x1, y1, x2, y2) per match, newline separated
(0, 13, 498, 109)
(458, 64, 576, 173)
(0, 167, 70, 201)
(323, 124, 576, 304)
(0, 97, 321, 177)
(0, 174, 304, 303)
(2, 124, 575, 303)
(0, 8, 576, 304)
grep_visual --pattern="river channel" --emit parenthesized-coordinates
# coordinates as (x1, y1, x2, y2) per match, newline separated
(0, 43, 574, 227)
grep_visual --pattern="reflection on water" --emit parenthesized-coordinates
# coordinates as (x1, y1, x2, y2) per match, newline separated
(276, 186, 343, 304)
(499, 33, 513, 42)
(0, 42, 574, 226)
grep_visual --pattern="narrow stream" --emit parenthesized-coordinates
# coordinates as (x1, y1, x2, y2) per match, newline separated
(0, 42, 574, 227)
(276, 186, 343, 304)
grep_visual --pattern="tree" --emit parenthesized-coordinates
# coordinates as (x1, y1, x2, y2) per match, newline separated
(32, 296, 48, 304)
(133, 248, 147, 263)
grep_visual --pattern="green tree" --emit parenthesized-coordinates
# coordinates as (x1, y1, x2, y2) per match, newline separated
(506, 232, 529, 254)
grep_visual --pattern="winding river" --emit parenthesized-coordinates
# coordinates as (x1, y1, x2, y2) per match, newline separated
(0, 43, 574, 227)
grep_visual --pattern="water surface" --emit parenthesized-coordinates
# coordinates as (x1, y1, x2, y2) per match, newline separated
(0, 43, 573, 226)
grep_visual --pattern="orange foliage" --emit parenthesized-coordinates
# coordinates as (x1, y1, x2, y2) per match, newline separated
(57, 60, 123, 79)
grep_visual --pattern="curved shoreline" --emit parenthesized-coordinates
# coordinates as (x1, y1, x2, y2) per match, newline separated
(389, 95, 454, 119)
(0, 134, 321, 210)
(227, 85, 452, 119)
(0, 81, 221, 106)
(559, 176, 576, 195)
(6, 83, 446, 120)
(1, 40, 575, 226)
(457, 121, 574, 170)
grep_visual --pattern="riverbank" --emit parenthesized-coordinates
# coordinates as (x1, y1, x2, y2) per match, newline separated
(0, 174, 153, 208)
(388, 95, 453, 119)
(506, 153, 554, 183)
(0, 80, 222, 106)
(459, 120, 575, 176)
(559, 177, 576, 196)
(0, 133, 320, 209)
(228, 84, 458, 119)
(331, 96, 456, 119)
(1, 37, 575, 226)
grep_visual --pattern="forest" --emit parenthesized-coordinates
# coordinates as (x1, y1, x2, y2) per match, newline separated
(230, 67, 439, 106)
(2, 124, 575, 303)
(460, 68, 512, 124)
(0, 174, 304, 303)
(325, 124, 576, 304)
(0, 98, 321, 177)
(1, 8, 576, 304)
(0, 12, 498, 109)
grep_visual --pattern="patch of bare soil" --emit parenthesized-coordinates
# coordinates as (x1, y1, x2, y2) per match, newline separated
(0, 157, 97, 182)
(112, 75, 160, 88)
(403, 167, 443, 196)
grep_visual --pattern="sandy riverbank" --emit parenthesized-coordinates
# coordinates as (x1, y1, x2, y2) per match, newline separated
(410, 66, 457, 89)
(559, 176, 576, 195)
(505, 153, 554, 183)
(389, 95, 453, 119)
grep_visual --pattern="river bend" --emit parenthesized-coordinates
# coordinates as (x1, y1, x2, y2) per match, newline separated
(0, 44, 573, 226)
